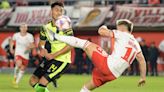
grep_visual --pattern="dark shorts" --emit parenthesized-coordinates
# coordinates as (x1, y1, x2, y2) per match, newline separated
(7, 55, 14, 60)
(33, 59, 69, 82)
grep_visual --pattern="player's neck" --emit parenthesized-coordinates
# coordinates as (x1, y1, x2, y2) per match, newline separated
(122, 30, 130, 34)
(52, 19, 56, 27)
(20, 32, 27, 36)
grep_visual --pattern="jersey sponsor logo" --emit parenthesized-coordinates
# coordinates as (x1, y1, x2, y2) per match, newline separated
(47, 64, 58, 73)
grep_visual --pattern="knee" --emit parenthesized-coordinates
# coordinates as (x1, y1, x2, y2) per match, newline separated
(29, 75, 39, 87)
(20, 65, 26, 71)
(38, 76, 49, 86)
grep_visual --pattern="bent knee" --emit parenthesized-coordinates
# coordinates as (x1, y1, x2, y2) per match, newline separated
(38, 76, 49, 86)
(29, 75, 39, 87)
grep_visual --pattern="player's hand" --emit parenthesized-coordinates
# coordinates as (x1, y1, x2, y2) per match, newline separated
(138, 78, 146, 87)
(98, 25, 108, 32)
(98, 25, 112, 37)
(39, 49, 47, 57)
(45, 53, 54, 60)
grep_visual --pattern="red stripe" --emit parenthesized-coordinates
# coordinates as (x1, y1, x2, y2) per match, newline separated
(129, 52, 136, 64)
(121, 47, 132, 62)
(83, 41, 90, 49)
(110, 31, 115, 55)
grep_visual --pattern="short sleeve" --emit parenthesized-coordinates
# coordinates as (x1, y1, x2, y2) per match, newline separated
(135, 41, 142, 53)
(29, 34, 34, 43)
(40, 26, 47, 40)
(112, 30, 120, 39)
(12, 33, 17, 41)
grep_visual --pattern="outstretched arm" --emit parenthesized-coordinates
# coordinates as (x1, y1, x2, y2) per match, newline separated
(47, 45, 72, 60)
(98, 25, 113, 38)
(26, 42, 35, 50)
(136, 52, 146, 87)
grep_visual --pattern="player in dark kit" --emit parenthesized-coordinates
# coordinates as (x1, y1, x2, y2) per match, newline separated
(29, 2, 73, 92)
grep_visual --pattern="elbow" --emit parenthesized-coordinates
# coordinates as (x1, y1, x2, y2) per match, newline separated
(98, 29, 102, 35)
(98, 25, 107, 35)
(139, 58, 146, 66)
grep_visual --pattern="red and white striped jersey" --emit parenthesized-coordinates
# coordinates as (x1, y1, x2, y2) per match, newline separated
(12, 32, 34, 60)
(107, 30, 141, 78)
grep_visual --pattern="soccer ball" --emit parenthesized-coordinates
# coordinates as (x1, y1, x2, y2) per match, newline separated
(55, 16, 71, 30)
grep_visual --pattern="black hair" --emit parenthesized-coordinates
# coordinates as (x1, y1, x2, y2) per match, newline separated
(117, 21, 132, 32)
(51, 1, 64, 9)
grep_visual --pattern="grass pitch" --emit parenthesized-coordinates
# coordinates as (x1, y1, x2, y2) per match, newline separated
(0, 74, 163, 92)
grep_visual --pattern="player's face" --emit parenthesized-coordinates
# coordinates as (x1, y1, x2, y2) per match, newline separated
(51, 6, 63, 20)
(20, 24, 28, 33)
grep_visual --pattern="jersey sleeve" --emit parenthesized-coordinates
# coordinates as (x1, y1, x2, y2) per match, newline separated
(29, 34, 34, 43)
(136, 41, 142, 53)
(40, 26, 47, 40)
(12, 33, 17, 41)
(112, 30, 120, 39)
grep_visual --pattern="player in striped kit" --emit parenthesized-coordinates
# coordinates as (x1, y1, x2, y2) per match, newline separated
(10, 23, 35, 88)
(50, 19, 146, 92)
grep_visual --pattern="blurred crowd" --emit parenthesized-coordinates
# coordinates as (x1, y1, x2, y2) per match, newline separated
(0, 0, 163, 10)
(3, 35, 163, 76)
(2, 38, 94, 74)
(124, 37, 161, 76)
(0, 0, 164, 75)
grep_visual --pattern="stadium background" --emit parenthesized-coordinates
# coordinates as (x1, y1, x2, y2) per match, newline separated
(0, 0, 164, 92)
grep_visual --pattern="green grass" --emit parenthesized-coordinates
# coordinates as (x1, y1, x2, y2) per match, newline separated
(0, 74, 163, 92)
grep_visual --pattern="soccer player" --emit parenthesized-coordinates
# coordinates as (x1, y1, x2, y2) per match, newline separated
(10, 23, 35, 88)
(29, 2, 73, 92)
(51, 19, 146, 92)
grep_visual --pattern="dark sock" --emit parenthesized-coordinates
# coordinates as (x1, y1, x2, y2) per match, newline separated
(32, 83, 37, 88)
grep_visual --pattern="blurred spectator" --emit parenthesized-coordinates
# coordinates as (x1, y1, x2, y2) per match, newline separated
(0, 0, 10, 9)
(74, 48, 84, 74)
(4, 38, 14, 68)
(161, 0, 164, 3)
(139, 0, 148, 4)
(16, 0, 28, 6)
(28, 48, 40, 67)
(140, 39, 149, 76)
(149, 42, 159, 76)
(85, 38, 93, 74)
(85, 55, 93, 74)
(48, 0, 64, 5)
(148, 0, 160, 4)
(132, 0, 140, 4)
(129, 59, 139, 75)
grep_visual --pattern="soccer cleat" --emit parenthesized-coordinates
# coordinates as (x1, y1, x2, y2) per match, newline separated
(52, 80, 58, 88)
(12, 77, 19, 88)
(12, 77, 16, 84)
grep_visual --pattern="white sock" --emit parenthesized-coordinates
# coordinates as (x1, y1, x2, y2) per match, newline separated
(14, 66, 18, 78)
(16, 70, 24, 84)
(55, 34, 88, 49)
(80, 86, 90, 92)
